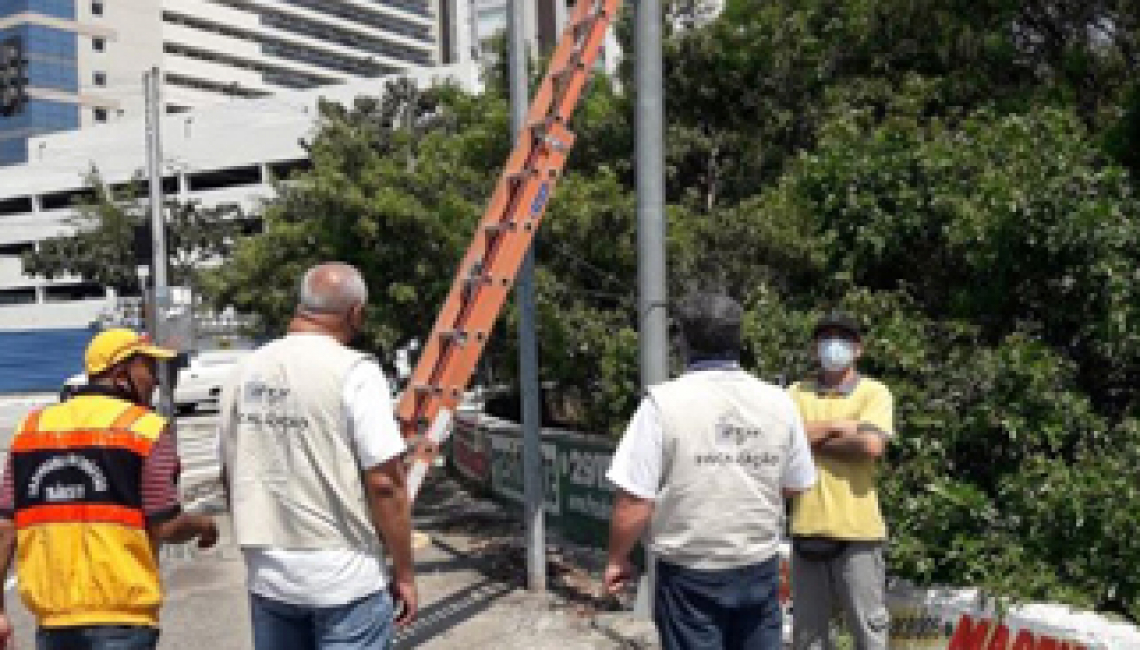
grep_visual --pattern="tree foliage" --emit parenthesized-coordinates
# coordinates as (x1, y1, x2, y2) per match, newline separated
(205, 0, 1140, 620)
(23, 169, 247, 294)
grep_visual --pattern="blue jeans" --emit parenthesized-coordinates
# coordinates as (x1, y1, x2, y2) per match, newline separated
(654, 557, 783, 650)
(250, 590, 396, 650)
(36, 625, 159, 650)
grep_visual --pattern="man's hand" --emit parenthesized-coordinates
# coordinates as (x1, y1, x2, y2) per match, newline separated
(605, 490, 654, 598)
(389, 574, 418, 627)
(812, 422, 886, 459)
(149, 513, 219, 547)
(195, 518, 219, 549)
(603, 556, 637, 595)
(364, 458, 417, 627)
(805, 420, 858, 448)
(0, 612, 12, 648)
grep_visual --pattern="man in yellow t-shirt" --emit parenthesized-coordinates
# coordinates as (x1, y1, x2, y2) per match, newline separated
(789, 312, 894, 650)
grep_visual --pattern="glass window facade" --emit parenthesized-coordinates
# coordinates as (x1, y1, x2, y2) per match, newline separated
(3, 99, 80, 131)
(26, 58, 78, 91)
(0, 137, 29, 166)
(281, 0, 433, 41)
(380, 0, 432, 19)
(260, 12, 433, 66)
(1, 24, 79, 59)
(0, 2, 80, 166)
(0, 0, 76, 20)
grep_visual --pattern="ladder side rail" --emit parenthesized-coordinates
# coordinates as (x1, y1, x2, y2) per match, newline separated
(403, 152, 566, 440)
(432, 130, 575, 397)
(397, 6, 616, 438)
(396, 0, 622, 481)
(396, 136, 540, 429)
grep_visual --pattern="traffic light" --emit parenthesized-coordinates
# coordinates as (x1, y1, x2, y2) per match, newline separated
(0, 37, 28, 117)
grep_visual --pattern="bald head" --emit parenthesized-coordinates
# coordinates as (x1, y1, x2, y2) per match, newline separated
(298, 262, 367, 316)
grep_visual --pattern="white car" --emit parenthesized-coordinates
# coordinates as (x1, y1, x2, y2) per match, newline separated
(60, 349, 251, 413)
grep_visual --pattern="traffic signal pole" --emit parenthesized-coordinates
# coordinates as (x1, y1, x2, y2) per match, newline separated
(508, 0, 548, 594)
(633, 0, 668, 618)
(144, 67, 175, 419)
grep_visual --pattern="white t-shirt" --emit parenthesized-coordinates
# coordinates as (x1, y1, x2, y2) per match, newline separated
(227, 355, 406, 607)
(607, 374, 817, 500)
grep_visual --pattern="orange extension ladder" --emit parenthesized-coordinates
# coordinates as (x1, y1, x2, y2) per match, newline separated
(395, 0, 622, 498)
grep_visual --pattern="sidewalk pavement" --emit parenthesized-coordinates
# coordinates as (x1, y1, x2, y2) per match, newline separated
(5, 476, 658, 649)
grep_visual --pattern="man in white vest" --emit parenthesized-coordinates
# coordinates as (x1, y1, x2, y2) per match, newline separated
(219, 262, 416, 650)
(604, 293, 816, 650)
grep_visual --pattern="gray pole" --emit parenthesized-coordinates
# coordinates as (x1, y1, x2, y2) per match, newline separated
(634, 0, 667, 618)
(144, 67, 175, 418)
(511, 0, 545, 592)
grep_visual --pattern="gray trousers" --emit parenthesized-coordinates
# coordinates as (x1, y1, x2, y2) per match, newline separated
(790, 541, 889, 650)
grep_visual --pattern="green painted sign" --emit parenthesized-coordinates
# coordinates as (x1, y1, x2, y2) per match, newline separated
(454, 414, 617, 548)
(488, 431, 561, 514)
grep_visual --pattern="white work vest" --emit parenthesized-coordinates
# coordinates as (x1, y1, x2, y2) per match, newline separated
(647, 370, 796, 570)
(222, 334, 379, 553)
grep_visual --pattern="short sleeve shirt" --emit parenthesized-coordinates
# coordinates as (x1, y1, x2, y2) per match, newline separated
(607, 369, 817, 500)
(788, 376, 894, 540)
(234, 356, 406, 607)
(0, 410, 182, 524)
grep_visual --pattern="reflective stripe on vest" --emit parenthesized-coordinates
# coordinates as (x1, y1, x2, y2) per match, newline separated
(13, 403, 151, 530)
(10, 398, 164, 628)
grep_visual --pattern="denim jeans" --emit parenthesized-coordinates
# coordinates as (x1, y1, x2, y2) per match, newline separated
(250, 589, 396, 650)
(36, 625, 159, 650)
(654, 556, 783, 650)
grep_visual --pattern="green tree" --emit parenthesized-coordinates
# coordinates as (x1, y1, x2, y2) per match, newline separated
(202, 2, 1140, 621)
(202, 79, 497, 364)
(23, 169, 248, 294)
(760, 106, 1140, 418)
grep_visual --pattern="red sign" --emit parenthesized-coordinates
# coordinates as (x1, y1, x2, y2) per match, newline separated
(452, 418, 490, 483)
(948, 614, 1087, 650)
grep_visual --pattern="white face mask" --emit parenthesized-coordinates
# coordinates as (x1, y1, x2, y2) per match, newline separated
(818, 337, 856, 372)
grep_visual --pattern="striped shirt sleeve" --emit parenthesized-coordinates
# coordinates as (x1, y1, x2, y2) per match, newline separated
(141, 426, 182, 525)
(0, 455, 14, 519)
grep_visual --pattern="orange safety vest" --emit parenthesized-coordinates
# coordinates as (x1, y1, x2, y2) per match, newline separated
(10, 393, 168, 628)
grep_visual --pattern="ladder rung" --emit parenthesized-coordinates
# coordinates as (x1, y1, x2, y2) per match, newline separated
(554, 53, 585, 78)
(410, 383, 465, 398)
(507, 168, 537, 183)
(542, 133, 570, 152)
(464, 260, 485, 277)
(484, 221, 515, 234)
(570, 11, 599, 36)
(552, 64, 585, 95)
(440, 330, 469, 343)
(529, 117, 554, 136)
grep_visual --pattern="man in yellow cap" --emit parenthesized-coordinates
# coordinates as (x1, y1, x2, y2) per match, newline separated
(0, 328, 218, 650)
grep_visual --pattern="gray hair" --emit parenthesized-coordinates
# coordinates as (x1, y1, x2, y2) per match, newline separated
(298, 262, 368, 315)
(676, 292, 742, 358)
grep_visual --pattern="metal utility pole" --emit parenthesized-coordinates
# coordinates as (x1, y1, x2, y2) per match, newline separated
(634, 0, 667, 618)
(144, 67, 175, 418)
(511, 0, 545, 593)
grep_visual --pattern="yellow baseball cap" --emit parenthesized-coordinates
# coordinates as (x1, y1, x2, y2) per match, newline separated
(85, 328, 176, 375)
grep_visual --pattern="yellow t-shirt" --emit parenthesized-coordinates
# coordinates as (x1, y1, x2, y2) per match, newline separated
(789, 376, 893, 541)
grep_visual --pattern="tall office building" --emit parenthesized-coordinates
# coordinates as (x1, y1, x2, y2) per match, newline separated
(0, 0, 441, 166)
(1, 0, 84, 165)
